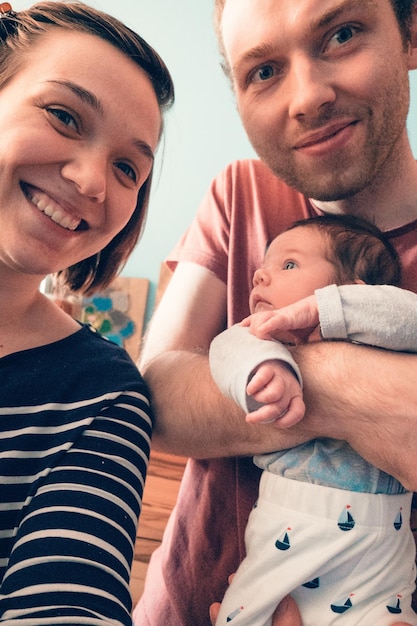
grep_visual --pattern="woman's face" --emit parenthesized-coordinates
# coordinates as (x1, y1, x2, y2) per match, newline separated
(0, 28, 161, 278)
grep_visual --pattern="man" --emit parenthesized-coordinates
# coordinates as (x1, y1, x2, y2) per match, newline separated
(134, 1, 417, 624)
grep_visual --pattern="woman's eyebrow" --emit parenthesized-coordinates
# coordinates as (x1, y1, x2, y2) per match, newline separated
(45, 79, 155, 162)
(46, 79, 104, 114)
(133, 138, 155, 162)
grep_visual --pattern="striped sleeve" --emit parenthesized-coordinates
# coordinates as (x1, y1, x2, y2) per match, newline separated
(0, 390, 152, 625)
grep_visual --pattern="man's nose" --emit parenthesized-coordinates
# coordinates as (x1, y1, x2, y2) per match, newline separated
(287, 55, 336, 119)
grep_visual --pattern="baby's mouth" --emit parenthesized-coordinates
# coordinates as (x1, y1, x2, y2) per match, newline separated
(254, 299, 273, 313)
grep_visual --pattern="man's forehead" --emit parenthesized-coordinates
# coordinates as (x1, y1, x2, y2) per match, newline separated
(222, 0, 382, 67)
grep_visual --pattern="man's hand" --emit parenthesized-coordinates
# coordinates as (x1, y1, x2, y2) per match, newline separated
(241, 295, 321, 345)
(269, 595, 303, 625)
(246, 360, 305, 428)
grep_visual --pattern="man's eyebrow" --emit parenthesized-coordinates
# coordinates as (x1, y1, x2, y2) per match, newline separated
(313, 0, 374, 30)
(232, 42, 276, 76)
(47, 79, 155, 163)
(232, 0, 374, 75)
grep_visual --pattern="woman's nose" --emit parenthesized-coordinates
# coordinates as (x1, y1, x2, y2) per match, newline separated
(61, 152, 107, 203)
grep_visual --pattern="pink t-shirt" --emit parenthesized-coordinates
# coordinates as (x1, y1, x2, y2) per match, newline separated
(135, 159, 417, 626)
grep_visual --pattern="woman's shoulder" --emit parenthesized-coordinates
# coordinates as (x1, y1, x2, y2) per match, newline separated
(64, 324, 142, 373)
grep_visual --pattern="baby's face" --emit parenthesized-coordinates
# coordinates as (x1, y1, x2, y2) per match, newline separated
(249, 226, 336, 313)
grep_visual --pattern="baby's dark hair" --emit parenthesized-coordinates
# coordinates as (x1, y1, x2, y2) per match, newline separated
(287, 214, 401, 286)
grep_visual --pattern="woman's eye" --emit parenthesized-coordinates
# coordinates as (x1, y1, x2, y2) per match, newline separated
(283, 261, 297, 270)
(48, 107, 78, 130)
(116, 161, 137, 183)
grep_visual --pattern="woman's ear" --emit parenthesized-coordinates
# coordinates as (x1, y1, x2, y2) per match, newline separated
(407, 2, 417, 70)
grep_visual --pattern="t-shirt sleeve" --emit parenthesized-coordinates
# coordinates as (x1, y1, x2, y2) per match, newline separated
(167, 165, 231, 284)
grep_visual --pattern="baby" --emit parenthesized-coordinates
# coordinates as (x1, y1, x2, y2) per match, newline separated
(210, 214, 417, 626)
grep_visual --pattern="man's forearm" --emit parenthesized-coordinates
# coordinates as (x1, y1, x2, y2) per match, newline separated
(293, 341, 417, 490)
(144, 341, 417, 489)
(143, 349, 312, 459)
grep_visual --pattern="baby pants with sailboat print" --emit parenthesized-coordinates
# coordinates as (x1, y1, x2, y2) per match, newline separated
(215, 473, 417, 626)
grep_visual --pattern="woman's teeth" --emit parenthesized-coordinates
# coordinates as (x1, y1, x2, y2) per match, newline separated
(31, 192, 81, 231)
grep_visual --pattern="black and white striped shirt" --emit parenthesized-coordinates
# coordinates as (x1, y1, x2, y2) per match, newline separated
(0, 325, 152, 625)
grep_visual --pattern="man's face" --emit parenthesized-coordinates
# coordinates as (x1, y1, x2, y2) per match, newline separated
(221, 0, 414, 202)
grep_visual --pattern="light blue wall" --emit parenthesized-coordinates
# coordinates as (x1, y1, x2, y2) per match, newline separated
(108, 1, 256, 323)
(13, 0, 417, 324)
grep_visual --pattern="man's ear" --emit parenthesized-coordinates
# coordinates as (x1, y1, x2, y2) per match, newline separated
(407, 2, 417, 70)
(353, 279, 365, 285)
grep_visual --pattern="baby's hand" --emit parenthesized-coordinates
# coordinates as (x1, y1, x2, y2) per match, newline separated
(242, 295, 321, 344)
(246, 360, 305, 428)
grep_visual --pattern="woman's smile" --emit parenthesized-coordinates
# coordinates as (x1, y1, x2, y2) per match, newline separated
(24, 185, 82, 232)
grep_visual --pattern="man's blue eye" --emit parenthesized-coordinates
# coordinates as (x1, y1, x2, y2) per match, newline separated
(333, 25, 355, 46)
(256, 65, 275, 82)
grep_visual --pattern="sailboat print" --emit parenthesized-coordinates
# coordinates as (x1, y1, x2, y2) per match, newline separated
(302, 577, 320, 589)
(226, 606, 244, 622)
(393, 508, 403, 531)
(275, 527, 292, 551)
(338, 505, 355, 531)
(386, 594, 402, 614)
(330, 594, 354, 614)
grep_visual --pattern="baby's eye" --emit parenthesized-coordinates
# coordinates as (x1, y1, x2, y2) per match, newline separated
(283, 261, 297, 270)
(115, 161, 138, 183)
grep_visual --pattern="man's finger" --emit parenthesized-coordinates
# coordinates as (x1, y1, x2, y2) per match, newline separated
(209, 602, 221, 625)
(272, 595, 303, 626)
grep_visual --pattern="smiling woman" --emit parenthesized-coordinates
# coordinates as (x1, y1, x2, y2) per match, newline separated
(0, 2, 174, 625)
(1, 29, 161, 289)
